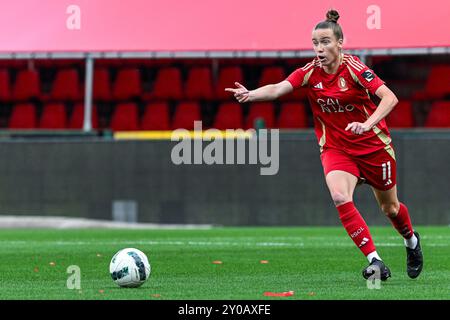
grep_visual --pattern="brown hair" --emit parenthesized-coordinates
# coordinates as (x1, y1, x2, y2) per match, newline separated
(314, 9, 344, 41)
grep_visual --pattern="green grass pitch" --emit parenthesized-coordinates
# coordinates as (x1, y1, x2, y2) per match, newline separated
(0, 226, 449, 300)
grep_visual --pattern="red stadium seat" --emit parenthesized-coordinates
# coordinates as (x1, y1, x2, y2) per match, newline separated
(424, 101, 450, 128)
(12, 69, 41, 101)
(140, 102, 170, 130)
(110, 103, 139, 131)
(279, 87, 308, 102)
(258, 66, 285, 86)
(0, 60, 27, 69)
(245, 102, 275, 129)
(69, 103, 99, 129)
(33, 59, 81, 69)
(215, 66, 244, 100)
(172, 102, 201, 130)
(385, 101, 415, 128)
(277, 102, 308, 129)
(94, 59, 124, 68)
(213, 102, 243, 129)
(50, 69, 82, 101)
(184, 67, 214, 100)
(112, 68, 142, 100)
(93, 68, 112, 101)
(0, 69, 11, 101)
(413, 65, 450, 100)
(39, 103, 67, 129)
(151, 67, 183, 100)
(9, 103, 37, 129)
(182, 58, 212, 67)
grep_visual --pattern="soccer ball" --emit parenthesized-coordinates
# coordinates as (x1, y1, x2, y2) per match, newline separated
(109, 248, 151, 288)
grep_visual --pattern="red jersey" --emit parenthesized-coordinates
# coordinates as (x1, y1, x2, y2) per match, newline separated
(286, 54, 391, 156)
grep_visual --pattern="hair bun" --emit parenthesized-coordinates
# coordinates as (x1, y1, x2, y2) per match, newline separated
(326, 9, 340, 23)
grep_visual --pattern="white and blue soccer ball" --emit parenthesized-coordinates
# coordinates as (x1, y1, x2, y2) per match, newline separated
(109, 248, 151, 288)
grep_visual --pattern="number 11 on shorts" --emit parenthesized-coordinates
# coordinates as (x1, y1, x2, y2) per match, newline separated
(382, 161, 392, 186)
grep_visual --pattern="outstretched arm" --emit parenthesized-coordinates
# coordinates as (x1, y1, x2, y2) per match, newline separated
(225, 81, 293, 103)
(345, 84, 399, 135)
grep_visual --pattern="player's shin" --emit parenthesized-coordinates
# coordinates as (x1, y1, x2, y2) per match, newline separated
(388, 202, 417, 249)
(337, 201, 378, 260)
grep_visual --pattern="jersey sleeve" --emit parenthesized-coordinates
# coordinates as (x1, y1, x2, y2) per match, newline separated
(346, 55, 385, 95)
(285, 60, 316, 89)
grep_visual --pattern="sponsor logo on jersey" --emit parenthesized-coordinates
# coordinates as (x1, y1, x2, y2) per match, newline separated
(362, 70, 375, 82)
(338, 76, 348, 91)
(313, 82, 323, 89)
(316, 97, 355, 113)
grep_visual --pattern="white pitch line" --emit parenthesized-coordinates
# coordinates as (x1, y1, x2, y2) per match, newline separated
(0, 240, 447, 248)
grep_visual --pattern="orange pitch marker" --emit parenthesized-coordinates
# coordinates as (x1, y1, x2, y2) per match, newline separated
(263, 291, 294, 297)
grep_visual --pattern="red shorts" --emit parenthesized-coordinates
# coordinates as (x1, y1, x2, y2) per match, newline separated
(320, 146, 396, 191)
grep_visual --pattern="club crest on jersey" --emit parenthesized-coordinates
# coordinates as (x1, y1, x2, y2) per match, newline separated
(338, 77, 348, 91)
(362, 70, 374, 82)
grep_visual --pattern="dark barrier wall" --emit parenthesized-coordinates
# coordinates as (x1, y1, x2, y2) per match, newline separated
(0, 130, 448, 226)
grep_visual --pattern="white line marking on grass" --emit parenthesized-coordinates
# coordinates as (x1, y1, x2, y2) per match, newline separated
(0, 239, 305, 248)
(0, 240, 447, 248)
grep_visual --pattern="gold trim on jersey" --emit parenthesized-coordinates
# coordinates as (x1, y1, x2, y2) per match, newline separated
(362, 106, 396, 160)
(302, 68, 314, 87)
(386, 145, 396, 160)
(317, 117, 326, 153)
(346, 65, 360, 84)
(345, 61, 370, 98)
(343, 54, 365, 71)
(371, 125, 395, 160)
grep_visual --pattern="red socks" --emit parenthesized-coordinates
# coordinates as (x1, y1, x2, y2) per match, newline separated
(337, 201, 376, 256)
(337, 201, 414, 259)
(388, 202, 414, 239)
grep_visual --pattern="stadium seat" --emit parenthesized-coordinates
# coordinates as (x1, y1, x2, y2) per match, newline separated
(385, 101, 415, 128)
(110, 103, 139, 131)
(69, 103, 99, 129)
(33, 59, 81, 69)
(0, 69, 11, 101)
(8, 103, 37, 129)
(213, 102, 244, 129)
(277, 102, 308, 129)
(413, 65, 450, 100)
(424, 101, 450, 127)
(151, 67, 183, 100)
(215, 66, 244, 100)
(0, 60, 27, 69)
(50, 69, 82, 101)
(279, 87, 308, 102)
(94, 58, 123, 68)
(172, 102, 201, 130)
(118, 58, 155, 68)
(184, 67, 214, 100)
(39, 103, 67, 129)
(12, 69, 41, 101)
(182, 58, 212, 67)
(258, 66, 285, 86)
(93, 68, 112, 101)
(140, 102, 171, 130)
(245, 102, 275, 129)
(112, 68, 142, 100)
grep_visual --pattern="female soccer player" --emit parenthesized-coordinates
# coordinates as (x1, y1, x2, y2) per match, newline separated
(225, 9, 423, 281)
